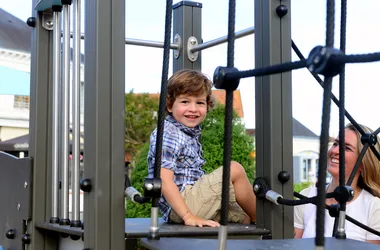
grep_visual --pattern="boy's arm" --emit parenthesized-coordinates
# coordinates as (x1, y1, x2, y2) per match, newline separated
(161, 168, 219, 227)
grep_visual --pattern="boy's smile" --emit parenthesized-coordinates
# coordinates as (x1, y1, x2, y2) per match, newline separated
(168, 94, 207, 128)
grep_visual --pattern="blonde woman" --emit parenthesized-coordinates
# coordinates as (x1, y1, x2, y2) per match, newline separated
(294, 123, 380, 244)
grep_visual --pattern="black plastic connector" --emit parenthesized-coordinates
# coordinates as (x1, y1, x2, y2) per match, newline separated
(278, 171, 290, 184)
(213, 66, 240, 91)
(361, 132, 378, 146)
(276, 5, 288, 18)
(333, 185, 354, 204)
(80, 179, 92, 192)
(253, 177, 270, 199)
(143, 178, 162, 199)
(307, 46, 345, 77)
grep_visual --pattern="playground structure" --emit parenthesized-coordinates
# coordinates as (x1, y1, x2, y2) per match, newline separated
(1, 0, 379, 249)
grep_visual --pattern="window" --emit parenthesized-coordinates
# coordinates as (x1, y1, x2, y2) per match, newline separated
(302, 158, 312, 181)
(14, 95, 30, 109)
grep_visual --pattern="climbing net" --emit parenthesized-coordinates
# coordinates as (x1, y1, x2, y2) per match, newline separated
(137, 0, 380, 248)
(211, 0, 380, 248)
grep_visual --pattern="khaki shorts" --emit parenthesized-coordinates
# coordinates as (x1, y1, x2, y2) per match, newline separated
(169, 166, 246, 223)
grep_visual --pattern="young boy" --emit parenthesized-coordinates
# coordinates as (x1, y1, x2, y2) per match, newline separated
(147, 69, 256, 227)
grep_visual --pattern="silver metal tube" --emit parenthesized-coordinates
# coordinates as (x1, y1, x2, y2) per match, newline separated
(337, 210, 346, 234)
(190, 26, 255, 53)
(71, 0, 81, 226)
(125, 38, 179, 50)
(60, 3, 71, 225)
(51, 9, 61, 223)
(68, 33, 179, 50)
(217, 225, 228, 250)
(265, 190, 283, 205)
(149, 207, 159, 238)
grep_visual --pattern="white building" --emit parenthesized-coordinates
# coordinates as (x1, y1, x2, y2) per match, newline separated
(0, 9, 84, 154)
(0, 9, 32, 142)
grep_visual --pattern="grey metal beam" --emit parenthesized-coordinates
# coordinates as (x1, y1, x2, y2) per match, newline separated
(84, 0, 125, 249)
(254, 0, 293, 239)
(29, 3, 57, 249)
(172, 1, 202, 72)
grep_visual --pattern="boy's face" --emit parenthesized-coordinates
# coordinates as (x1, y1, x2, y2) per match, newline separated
(168, 93, 207, 128)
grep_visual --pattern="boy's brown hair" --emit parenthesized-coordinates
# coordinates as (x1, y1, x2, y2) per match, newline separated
(166, 69, 215, 112)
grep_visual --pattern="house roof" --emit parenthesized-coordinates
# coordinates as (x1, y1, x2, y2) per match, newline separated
(292, 118, 318, 138)
(246, 118, 319, 139)
(212, 90, 243, 118)
(0, 9, 85, 63)
(0, 8, 31, 53)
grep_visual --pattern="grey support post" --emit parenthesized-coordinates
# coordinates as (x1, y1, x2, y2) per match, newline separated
(172, 1, 202, 72)
(84, 0, 125, 249)
(254, 0, 294, 239)
(29, 2, 57, 249)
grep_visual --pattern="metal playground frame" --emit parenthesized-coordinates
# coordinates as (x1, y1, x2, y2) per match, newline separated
(2, 0, 317, 249)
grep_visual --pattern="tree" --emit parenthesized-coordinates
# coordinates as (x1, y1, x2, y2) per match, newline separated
(125, 91, 159, 159)
(126, 103, 256, 218)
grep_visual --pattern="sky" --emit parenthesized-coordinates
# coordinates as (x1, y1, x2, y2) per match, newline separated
(1, 0, 380, 137)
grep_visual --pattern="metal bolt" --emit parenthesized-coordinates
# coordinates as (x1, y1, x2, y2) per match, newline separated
(17, 204, 21, 211)
(313, 56, 320, 65)
(320, 47, 327, 55)
(308, 65, 314, 72)
(190, 38, 196, 45)
(24, 182, 28, 189)
(191, 56, 194, 60)
(46, 20, 53, 29)
(146, 183, 153, 191)
(253, 184, 260, 192)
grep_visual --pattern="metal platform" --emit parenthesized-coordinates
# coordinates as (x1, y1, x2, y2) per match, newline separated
(36, 218, 270, 250)
(140, 237, 380, 250)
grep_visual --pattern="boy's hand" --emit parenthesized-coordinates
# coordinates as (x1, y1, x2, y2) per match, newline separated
(183, 213, 220, 227)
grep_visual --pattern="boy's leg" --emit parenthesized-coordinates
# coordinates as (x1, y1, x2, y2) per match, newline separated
(170, 166, 245, 223)
(230, 161, 256, 222)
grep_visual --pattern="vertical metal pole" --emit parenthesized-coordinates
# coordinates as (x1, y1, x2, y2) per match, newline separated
(172, 1, 202, 73)
(60, 0, 72, 226)
(71, 0, 82, 228)
(50, 5, 62, 225)
(254, 0, 293, 239)
(84, 0, 125, 248)
(29, 2, 58, 249)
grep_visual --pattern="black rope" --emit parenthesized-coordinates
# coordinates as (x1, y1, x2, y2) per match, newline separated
(152, 0, 173, 207)
(277, 192, 335, 206)
(374, 127, 380, 136)
(295, 192, 380, 237)
(331, 51, 380, 64)
(346, 144, 369, 186)
(220, 0, 236, 227)
(291, 41, 380, 161)
(291, 41, 364, 135)
(315, 0, 335, 247)
(333, 0, 347, 237)
(225, 59, 306, 81)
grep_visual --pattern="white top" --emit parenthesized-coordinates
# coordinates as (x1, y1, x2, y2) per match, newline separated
(294, 186, 380, 241)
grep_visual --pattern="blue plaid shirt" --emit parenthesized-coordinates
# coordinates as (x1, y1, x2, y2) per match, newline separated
(147, 115, 206, 221)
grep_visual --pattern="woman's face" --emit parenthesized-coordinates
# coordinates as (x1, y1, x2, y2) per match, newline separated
(327, 128, 360, 182)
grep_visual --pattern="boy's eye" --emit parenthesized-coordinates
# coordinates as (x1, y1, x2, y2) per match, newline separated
(181, 100, 189, 104)
(197, 101, 206, 105)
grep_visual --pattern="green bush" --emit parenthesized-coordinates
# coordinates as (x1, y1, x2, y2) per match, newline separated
(293, 182, 313, 194)
(126, 143, 151, 218)
(126, 104, 255, 218)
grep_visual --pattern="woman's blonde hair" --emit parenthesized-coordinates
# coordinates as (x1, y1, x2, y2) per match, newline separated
(346, 123, 380, 197)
